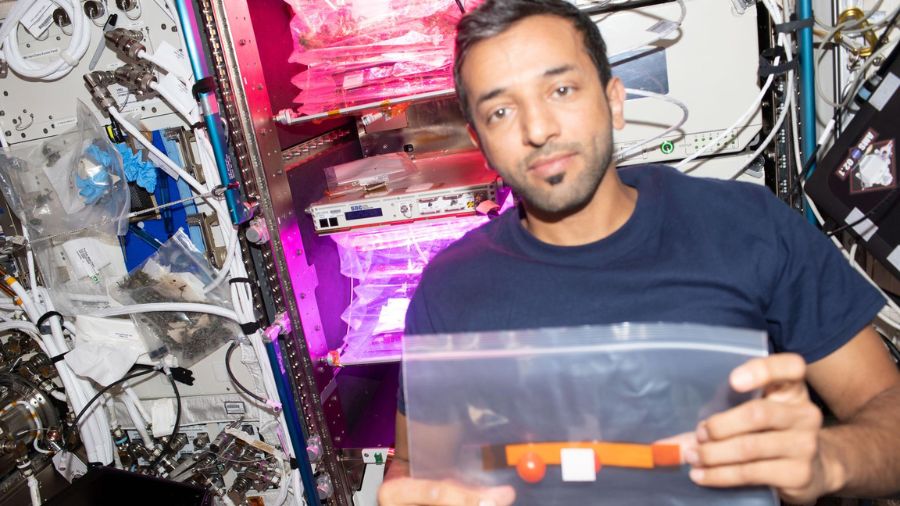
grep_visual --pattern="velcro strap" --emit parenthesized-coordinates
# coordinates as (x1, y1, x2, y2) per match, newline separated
(191, 77, 217, 100)
(774, 15, 814, 34)
(759, 47, 799, 77)
(37, 311, 62, 330)
(240, 322, 260, 335)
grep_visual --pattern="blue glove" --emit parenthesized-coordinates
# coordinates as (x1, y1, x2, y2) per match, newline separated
(77, 144, 116, 205)
(115, 143, 158, 193)
(75, 166, 111, 205)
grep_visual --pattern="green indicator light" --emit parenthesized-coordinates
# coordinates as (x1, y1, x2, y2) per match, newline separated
(660, 140, 675, 155)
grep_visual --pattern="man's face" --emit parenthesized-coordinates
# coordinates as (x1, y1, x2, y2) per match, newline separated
(460, 15, 625, 215)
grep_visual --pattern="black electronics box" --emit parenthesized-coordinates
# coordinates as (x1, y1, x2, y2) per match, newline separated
(43, 467, 211, 506)
(805, 44, 900, 279)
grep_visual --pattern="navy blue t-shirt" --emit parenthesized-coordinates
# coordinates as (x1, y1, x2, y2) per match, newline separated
(400, 164, 884, 412)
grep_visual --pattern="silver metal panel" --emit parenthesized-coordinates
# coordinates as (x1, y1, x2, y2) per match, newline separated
(202, 0, 353, 503)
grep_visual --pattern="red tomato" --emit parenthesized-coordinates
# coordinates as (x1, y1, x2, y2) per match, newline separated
(516, 451, 546, 484)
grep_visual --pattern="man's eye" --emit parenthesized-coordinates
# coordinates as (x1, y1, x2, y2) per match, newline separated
(489, 108, 508, 122)
(554, 86, 576, 97)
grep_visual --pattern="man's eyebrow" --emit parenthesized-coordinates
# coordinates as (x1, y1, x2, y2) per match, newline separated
(473, 65, 577, 109)
(475, 87, 506, 109)
(543, 64, 575, 78)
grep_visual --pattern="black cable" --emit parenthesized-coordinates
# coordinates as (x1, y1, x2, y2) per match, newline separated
(788, 143, 820, 200)
(225, 342, 267, 403)
(72, 367, 160, 430)
(825, 188, 899, 237)
(454, 0, 465, 13)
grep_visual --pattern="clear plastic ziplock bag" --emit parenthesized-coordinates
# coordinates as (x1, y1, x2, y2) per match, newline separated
(0, 101, 131, 315)
(0, 101, 130, 240)
(403, 323, 778, 506)
(114, 229, 240, 368)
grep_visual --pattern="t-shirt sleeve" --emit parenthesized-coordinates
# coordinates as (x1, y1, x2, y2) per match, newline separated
(763, 191, 885, 362)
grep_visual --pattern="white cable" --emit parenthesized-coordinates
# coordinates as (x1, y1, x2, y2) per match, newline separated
(0, 0, 90, 81)
(107, 107, 207, 194)
(723, 0, 793, 179)
(34, 287, 114, 463)
(4, 277, 39, 321)
(124, 384, 151, 423)
(730, 71, 793, 179)
(676, 73, 775, 170)
(121, 392, 153, 445)
(614, 88, 689, 160)
(89, 303, 240, 323)
(677, 0, 790, 172)
(27, 476, 40, 506)
(291, 469, 303, 506)
(193, 119, 300, 502)
(204, 232, 239, 294)
(33, 439, 50, 454)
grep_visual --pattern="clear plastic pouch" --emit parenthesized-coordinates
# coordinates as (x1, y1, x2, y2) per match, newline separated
(403, 323, 778, 506)
(114, 229, 240, 368)
(284, 0, 477, 114)
(0, 101, 131, 315)
(331, 217, 486, 361)
(0, 101, 130, 240)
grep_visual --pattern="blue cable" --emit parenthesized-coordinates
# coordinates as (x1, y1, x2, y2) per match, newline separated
(265, 340, 322, 506)
(172, 0, 250, 226)
(798, 0, 818, 223)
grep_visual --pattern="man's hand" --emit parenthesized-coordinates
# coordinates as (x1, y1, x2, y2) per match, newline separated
(686, 353, 841, 504)
(377, 477, 515, 506)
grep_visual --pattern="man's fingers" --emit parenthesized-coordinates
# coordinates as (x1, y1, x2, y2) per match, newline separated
(687, 430, 818, 467)
(700, 398, 823, 442)
(730, 354, 807, 394)
(378, 478, 515, 506)
(690, 459, 816, 491)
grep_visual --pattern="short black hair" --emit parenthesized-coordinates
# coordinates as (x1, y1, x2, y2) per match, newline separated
(453, 0, 613, 124)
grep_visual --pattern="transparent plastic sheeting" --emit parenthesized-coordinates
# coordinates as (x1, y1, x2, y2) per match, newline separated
(403, 323, 778, 506)
(0, 100, 130, 315)
(114, 229, 240, 368)
(285, 0, 480, 115)
(330, 216, 487, 362)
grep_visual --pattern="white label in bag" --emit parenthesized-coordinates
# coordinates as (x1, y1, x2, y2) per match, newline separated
(61, 238, 111, 284)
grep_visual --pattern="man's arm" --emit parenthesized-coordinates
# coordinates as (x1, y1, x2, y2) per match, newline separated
(378, 412, 515, 506)
(809, 325, 900, 497)
(688, 324, 900, 503)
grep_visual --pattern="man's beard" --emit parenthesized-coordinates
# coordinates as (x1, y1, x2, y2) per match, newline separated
(506, 130, 614, 217)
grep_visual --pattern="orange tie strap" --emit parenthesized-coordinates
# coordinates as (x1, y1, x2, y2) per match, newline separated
(482, 441, 682, 471)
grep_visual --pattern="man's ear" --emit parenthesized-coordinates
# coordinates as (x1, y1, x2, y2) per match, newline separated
(467, 124, 481, 149)
(605, 77, 627, 131)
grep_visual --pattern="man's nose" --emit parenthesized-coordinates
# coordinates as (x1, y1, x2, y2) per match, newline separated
(520, 100, 560, 148)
